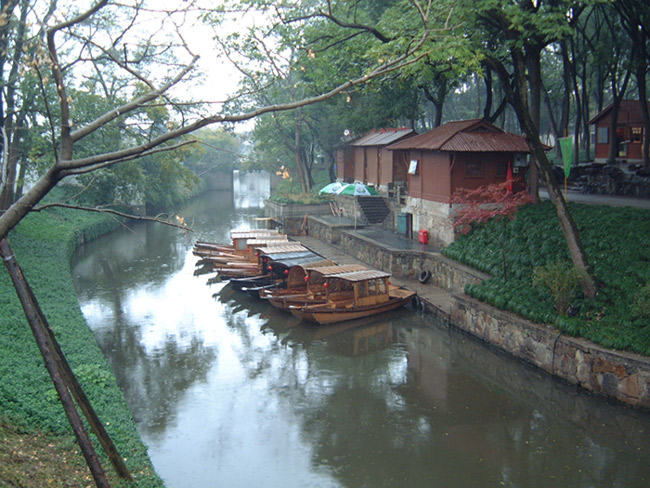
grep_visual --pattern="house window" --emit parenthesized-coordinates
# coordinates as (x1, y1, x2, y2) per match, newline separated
(408, 159, 419, 175)
(465, 161, 483, 178)
(631, 127, 643, 143)
(597, 126, 609, 144)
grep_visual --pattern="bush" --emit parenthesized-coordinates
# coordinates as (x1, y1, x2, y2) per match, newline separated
(532, 260, 582, 315)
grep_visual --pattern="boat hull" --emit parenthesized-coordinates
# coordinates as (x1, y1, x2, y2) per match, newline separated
(290, 291, 416, 325)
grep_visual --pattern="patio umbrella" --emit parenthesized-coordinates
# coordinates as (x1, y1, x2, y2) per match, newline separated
(318, 181, 346, 195)
(336, 182, 379, 196)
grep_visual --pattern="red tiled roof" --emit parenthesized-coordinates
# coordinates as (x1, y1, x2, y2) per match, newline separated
(386, 119, 531, 153)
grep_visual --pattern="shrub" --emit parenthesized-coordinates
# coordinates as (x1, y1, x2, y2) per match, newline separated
(633, 283, 650, 319)
(532, 260, 581, 316)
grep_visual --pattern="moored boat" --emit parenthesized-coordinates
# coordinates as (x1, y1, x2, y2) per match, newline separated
(261, 263, 365, 310)
(289, 269, 416, 324)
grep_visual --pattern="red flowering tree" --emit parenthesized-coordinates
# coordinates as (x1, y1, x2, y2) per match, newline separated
(451, 181, 533, 282)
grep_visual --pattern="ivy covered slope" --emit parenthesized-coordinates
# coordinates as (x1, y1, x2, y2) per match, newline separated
(0, 206, 164, 487)
(443, 202, 650, 356)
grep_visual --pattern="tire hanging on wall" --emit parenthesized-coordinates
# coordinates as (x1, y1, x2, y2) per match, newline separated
(418, 269, 431, 284)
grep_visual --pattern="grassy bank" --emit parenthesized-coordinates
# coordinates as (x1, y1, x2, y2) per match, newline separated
(443, 201, 650, 356)
(0, 206, 164, 487)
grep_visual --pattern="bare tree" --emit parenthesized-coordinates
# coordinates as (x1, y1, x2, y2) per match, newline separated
(0, 1, 437, 484)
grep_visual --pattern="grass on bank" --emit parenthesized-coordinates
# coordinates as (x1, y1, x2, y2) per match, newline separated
(0, 203, 164, 487)
(443, 201, 650, 356)
(268, 169, 331, 204)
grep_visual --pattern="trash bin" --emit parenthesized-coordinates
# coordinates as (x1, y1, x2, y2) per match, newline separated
(418, 229, 429, 244)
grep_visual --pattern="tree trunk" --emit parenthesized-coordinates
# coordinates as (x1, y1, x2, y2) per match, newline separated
(486, 53, 597, 299)
(635, 58, 650, 168)
(1, 238, 111, 487)
(293, 114, 309, 193)
(525, 45, 542, 201)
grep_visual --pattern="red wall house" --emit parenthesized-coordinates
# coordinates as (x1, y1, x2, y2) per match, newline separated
(340, 128, 415, 187)
(388, 119, 530, 202)
(589, 100, 650, 163)
(386, 119, 531, 245)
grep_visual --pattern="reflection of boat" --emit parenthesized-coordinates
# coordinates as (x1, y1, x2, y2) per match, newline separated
(289, 270, 416, 324)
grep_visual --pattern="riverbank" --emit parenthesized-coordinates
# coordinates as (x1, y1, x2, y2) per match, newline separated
(0, 207, 164, 486)
(299, 214, 650, 410)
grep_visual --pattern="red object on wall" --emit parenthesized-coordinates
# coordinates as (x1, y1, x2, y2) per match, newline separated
(418, 229, 429, 244)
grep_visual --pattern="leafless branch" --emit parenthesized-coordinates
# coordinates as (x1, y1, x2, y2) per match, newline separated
(31, 203, 194, 232)
(59, 140, 197, 176)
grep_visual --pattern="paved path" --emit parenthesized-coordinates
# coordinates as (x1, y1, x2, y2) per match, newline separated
(540, 189, 650, 209)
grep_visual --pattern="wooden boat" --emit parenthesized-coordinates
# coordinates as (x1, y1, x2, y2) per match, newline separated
(230, 274, 283, 291)
(215, 244, 317, 280)
(289, 269, 416, 325)
(261, 263, 364, 310)
(193, 230, 286, 261)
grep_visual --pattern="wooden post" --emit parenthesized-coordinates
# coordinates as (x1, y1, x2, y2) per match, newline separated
(1, 238, 132, 485)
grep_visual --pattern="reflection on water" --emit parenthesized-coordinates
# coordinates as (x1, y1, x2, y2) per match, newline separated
(72, 173, 650, 488)
(233, 170, 270, 208)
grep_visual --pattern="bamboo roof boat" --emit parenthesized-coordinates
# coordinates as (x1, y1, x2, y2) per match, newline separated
(289, 269, 416, 324)
(259, 260, 346, 309)
(217, 245, 321, 280)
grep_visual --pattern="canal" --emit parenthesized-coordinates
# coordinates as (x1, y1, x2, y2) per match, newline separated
(71, 172, 650, 488)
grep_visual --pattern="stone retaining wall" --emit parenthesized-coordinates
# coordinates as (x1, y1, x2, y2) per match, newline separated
(309, 216, 360, 245)
(450, 294, 650, 409)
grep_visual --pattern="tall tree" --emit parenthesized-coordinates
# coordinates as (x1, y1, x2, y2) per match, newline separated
(468, 0, 598, 298)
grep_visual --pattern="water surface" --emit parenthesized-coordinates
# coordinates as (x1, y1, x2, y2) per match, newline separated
(72, 173, 650, 488)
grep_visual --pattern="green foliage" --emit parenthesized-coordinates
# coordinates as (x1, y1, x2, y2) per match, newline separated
(269, 168, 330, 203)
(532, 260, 581, 315)
(0, 206, 163, 486)
(445, 202, 650, 356)
(633, 284, 650, 320)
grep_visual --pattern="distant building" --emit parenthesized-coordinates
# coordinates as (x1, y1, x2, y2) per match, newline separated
(588, 100, 650, 163)
(336, 128, 415, 188)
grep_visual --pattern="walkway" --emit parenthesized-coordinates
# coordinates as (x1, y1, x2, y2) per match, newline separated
(540, 189, 650, 209)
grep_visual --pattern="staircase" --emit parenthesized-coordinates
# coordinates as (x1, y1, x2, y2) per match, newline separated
(356, 196, 391, 224)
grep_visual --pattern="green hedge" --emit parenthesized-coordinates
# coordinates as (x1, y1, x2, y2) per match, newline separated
(0, 206, 164, 487)
(443, 201, 650, 356)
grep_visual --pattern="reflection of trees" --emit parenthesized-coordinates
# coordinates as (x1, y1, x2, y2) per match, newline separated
(233, 171, 270, 209)
(395, 323, 650, 487)
(88, 309, 216, 438)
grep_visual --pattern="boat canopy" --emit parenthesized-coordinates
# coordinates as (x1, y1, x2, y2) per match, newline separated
(327, 269, 391, 282)
(256, 244, 309, 255)
(270, 254, 326, 269)
(285, 260, 338, 286)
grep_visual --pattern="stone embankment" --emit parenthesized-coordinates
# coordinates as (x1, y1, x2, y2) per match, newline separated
(302, 215, 650, 410)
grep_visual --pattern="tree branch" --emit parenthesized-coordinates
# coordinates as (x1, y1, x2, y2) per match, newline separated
(31, 203, 194, 232)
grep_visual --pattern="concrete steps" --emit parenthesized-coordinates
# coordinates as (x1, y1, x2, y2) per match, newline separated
(356, 196, 390, 224)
